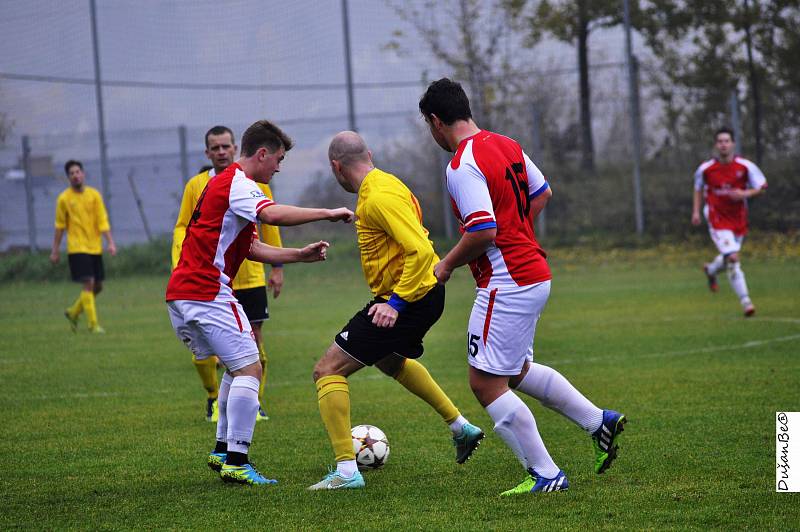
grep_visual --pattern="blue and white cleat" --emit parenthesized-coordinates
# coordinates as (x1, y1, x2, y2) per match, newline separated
(453, 423, 485, 464)
(592, 409, 627, 474)
(500, 469, 569, 496)
(220, 463, 277, 485)
(307, 468, 365, 490)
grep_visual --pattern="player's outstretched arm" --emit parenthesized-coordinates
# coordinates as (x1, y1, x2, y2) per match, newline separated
(258, 205, 354, 227)
(249, 240, 329, 264)
(434, 227, 497, 284)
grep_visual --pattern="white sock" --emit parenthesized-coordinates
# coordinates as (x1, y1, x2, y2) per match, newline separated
(707, 254, 725, 275)
(226, 375, 260, 455)
(515, 363, 603, 433)
(449, 415, 468, 435)
(337, 459, 358, 478)
(726, 261, 751, 306)
(485, 390, 560, 478)
(216, 372, 233, 444)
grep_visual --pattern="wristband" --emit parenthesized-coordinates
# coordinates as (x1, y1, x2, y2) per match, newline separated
(387, 293, 408, 312)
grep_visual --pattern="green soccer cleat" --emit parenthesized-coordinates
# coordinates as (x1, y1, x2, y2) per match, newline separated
(592, 410, 627, 474)
(89, 325, 106, 334)
(220, 463, 277, 485)
(256, 406, 269, 422)
(453, 423, 485, 464)
(64, 310, 78, 333)
(206, 398, 218, 423)
(207, 451, 226, 472)
(307, 468, 365, 490)
(500, 469, 569, 496)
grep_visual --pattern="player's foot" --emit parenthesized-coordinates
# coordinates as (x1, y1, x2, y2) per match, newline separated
(256, 406, 269, 422)
(64, 310, 78, 333)
(703, 264, 719, 292)
(89, 325, 106, 334)
(744, 303, 756, 317)
(207, 451, 226, 472)
(500, 469, 569, 496)
(307, 468, 365, 490)
(220, 463, 277, 485)
(592, 409, 627, 474)
(205, 398, 218, 423)
(453, 423, 485, 464)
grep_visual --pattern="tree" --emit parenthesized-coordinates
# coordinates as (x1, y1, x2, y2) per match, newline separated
(505, 0, 620, 172)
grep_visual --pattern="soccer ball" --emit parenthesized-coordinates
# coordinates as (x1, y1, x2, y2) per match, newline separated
(351, 424, 390, 470)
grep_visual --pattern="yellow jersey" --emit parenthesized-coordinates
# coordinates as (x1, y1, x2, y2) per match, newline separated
(172, 169, 282, 290)
(356, 168, 439, 304)
(54, 186, 110, 255)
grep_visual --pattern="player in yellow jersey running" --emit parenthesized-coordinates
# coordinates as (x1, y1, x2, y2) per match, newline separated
(51, 160, 117, 334)
(308, 131, 484, 491)
(173, 126, 283, 423)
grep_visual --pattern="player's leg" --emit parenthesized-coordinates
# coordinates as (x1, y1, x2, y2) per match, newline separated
(251, 322, 269, 420)
(65, 254, 89, 332)
(193, 354, 220, 422)
(467, 283, 567, 495)
(704, 227, 731, 292)
(308, 342, 366, 490)
(234, 287, 270, 420)
(82, 255, 105, 333)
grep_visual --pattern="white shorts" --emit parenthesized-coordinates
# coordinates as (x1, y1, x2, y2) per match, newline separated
(167, 299, 260, 372)
(466, 281, 550, 376)
(708, 227, 743, 255)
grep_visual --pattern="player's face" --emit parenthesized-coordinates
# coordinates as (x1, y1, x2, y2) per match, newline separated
(425, 115, 451, 152)
(67, 165, 85, 189)
(257, 146, 286, 183)
(205, 132, 237, 173)
(715, 133, 735, 158)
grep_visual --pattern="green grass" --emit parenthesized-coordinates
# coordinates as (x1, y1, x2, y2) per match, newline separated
(1, 248, 799, 529)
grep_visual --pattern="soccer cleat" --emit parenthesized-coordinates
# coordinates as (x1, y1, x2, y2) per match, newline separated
(206, 398, 218, 423)
(207, 451, 226, 472)
(500, 469, 569, 496)
(220, 463, 277, 485)
(744, 304, 756, 317)
(592, 409, 627, 474)
(256, 406, 269, 422)
(703, 264, 719, 292)
(307, 468, 365, 490)
(453, 423, 485, 464)
(89, 325, 106, 334)
(64, 310, 78, 333)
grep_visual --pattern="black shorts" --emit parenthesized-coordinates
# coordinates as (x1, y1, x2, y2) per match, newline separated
(68, 253, 105, 283)
(334, 284, 445, 366)
(233, 286, 269, 323)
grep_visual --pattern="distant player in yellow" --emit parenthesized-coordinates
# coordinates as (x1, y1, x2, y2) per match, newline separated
(308, 131, 484, 490)
(51, 160, 117, 334)
(173, 126, 283, 423)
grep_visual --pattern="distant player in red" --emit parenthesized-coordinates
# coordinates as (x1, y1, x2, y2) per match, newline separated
(166, 119, 354, 486)
(692, 127, 767, 317)
(420, 78, 626, 496)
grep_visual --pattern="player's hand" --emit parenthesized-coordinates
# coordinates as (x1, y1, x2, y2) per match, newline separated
(691, 212, 701, 226)
(726, 189, 747, 201)
(433, 261, 453, 284)
(298, 241, 330, 262)
(49, 250, 60, 264)
(328, 208, 355, 223)
(368, 302, 398, 328)
(108, 242, 117, 256)
(268, 267, 284, 299)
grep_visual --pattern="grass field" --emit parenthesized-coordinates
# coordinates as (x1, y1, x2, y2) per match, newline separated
(2, 245, 799, 529)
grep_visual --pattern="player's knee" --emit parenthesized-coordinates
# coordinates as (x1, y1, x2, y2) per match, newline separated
(725, 252, 739, 264)
(375, 356, 404, 378)
(312, 346, 338, 381)
(93, 282, 103, 295)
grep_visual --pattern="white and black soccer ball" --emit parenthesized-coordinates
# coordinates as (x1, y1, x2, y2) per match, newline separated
(351, 424, 390, 470)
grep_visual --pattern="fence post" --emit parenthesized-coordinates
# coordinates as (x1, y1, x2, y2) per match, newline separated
(178, 125, 189, 185)
(624, 0, 644, 235)
(531, 101, 546, 239)
(22, 135, 37, 252)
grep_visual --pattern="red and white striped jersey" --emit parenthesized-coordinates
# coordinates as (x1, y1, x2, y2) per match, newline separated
(694, 156, 767, 235)
(446, 130, 551, 289)
(166, 163, 274, 302)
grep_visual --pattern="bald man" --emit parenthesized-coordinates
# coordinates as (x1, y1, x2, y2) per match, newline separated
(308, 131, 484, 491)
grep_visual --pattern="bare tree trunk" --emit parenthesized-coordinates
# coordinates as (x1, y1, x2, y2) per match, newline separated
(743, 0, 763, 164)
(577, 0, 595, 172)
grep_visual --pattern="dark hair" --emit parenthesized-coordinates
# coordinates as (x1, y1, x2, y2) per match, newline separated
(64, 160, 83, 175)
(205, 125, 235, 148)
(240, 120, 293, 157)
(419, 78, 472, 125)
(198, 165, 213, 174)
(715, 127, 735, 142)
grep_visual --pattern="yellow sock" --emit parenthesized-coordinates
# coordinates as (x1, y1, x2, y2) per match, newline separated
(80, 290, 98, 329)
(258, 342, 268, 402)
(193, 355, 219, 400)
(395, 359, 460, 424)
(316, 375, 354, 462)
(66, 293, 83, 319)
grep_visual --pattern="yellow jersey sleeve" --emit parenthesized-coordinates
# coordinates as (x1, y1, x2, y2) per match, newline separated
(55, 192, 68, 230)
(95, 189, 110, 233)
(172, 172, 210, 269)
